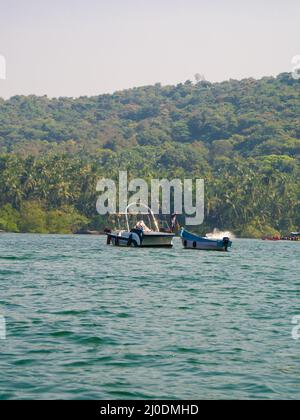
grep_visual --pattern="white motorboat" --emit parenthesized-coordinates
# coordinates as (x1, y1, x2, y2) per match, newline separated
(106, 204, 175, 248)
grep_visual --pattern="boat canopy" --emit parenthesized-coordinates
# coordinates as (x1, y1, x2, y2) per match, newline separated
(125, 203, 160, 233)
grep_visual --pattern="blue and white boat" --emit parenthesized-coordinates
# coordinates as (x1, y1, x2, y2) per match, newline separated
(181, 228, 232, 251)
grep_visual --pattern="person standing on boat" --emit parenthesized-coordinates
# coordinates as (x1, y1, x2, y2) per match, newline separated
(171, 213, 179, 233)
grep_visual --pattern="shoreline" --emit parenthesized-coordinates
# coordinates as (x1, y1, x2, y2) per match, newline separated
(1, 231, 299, 241)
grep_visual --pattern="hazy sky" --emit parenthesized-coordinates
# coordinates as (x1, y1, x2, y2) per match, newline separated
(0, 0, 299, 99)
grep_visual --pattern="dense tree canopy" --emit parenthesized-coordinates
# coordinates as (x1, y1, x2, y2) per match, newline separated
(0, 73, 299, 236)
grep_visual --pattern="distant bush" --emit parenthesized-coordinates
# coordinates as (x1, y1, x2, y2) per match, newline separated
(0, 204, 20, 232)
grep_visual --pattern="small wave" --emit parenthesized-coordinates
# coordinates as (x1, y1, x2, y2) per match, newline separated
(13, 359, 36, 366)
(50, 331, 75, 338)
(51, 310, 90, 316)
(0, 269, 23, 275)
(0, 255, 34, 261)
(78, 336, 117, 346)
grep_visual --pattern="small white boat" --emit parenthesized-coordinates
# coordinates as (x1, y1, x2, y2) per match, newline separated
(181, 228, 232, 251)
(106, 204, 175, 248)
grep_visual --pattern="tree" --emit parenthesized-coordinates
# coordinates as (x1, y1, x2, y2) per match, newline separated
(19, 202, 48, 233)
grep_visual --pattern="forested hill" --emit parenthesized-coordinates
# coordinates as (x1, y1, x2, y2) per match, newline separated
(0, 73, 299, 237)
(0, 72, 299, 157)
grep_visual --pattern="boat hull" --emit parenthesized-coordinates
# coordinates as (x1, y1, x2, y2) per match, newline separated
(181, 229, 232, 251)
(107, 230, 174, 248)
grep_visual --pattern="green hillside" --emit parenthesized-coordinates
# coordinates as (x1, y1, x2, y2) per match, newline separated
(0, 73, 299, 236)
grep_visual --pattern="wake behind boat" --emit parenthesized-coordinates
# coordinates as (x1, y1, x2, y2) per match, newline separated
(106, 204, 174, 248)
(181, 228, 232, 251)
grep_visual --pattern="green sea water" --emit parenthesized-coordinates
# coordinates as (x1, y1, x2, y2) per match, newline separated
(0, 233, 299, 400)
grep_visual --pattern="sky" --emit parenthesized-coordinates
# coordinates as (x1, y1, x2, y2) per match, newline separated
(0, 0, 299, 99)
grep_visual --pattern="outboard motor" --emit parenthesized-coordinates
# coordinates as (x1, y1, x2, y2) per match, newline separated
(130, 228, 144, 243)
(127, 234, 134, 247)
(223, 237, 230, 251)
(105, 228, 112, 245)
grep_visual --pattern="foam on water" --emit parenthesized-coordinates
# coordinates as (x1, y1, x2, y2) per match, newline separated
(206, 228, 236, 240)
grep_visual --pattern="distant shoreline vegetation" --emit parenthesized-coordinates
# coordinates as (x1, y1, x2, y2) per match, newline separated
(0, 73, 299, 237)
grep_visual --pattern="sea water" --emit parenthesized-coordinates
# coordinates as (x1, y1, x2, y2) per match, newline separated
(0, 234, 299, 400)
